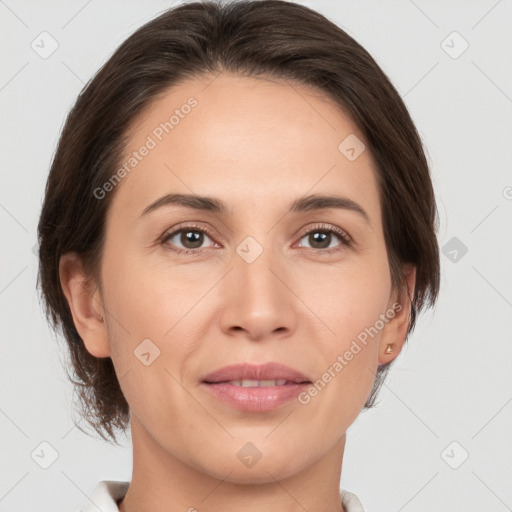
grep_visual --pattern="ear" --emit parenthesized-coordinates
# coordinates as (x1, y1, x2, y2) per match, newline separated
(59, 252, 111, 358)
(378, 264, 416, 365)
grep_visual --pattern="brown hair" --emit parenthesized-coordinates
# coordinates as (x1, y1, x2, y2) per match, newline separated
(37, 0, 440, 444)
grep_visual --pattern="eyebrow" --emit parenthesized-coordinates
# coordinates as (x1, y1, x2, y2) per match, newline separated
(139, 193, 371, 224)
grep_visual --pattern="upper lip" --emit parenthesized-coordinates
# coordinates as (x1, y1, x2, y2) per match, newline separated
(202, 362, 311, 384)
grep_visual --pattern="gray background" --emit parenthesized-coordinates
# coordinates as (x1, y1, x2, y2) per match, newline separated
(1, 0, 511, 511)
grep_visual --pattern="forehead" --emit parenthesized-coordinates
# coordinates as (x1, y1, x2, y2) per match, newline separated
(109, 72, 381, 224)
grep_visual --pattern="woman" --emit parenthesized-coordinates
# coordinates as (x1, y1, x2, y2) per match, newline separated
(37, 1, 440, 511)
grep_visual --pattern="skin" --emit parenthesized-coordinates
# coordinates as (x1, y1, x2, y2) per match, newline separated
(60, 72, 415, 512)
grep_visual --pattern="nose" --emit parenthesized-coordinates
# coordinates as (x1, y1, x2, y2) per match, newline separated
(218, 242, 298, 342)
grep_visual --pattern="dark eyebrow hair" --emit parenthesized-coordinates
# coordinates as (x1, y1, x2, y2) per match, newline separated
(139, 193, 371, 224)
(289, 194, 370, 224)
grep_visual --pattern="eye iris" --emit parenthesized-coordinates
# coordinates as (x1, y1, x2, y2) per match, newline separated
(182, 230, 203, 249)
(310, 231, 331, 249)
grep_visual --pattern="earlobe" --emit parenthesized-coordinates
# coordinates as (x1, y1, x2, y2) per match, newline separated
(59, 252, 111, 358)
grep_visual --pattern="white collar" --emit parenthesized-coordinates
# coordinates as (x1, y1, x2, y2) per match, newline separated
(80, 480, 366, 512)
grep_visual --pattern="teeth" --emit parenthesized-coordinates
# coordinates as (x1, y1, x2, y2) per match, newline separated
(226, 379, 289, 387)
(242, 379, 261, 387)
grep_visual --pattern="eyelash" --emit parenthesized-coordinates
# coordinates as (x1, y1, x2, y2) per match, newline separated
(160, 222, 352, 256)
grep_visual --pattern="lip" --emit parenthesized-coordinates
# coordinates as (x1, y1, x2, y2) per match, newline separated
(202, 362, 311, 384)
(201, 362, 312, 412)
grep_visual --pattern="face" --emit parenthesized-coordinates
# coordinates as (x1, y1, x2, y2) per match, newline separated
(66, 72, 413, 483)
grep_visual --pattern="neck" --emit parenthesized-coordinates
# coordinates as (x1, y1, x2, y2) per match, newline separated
(118, 415, 347, 512)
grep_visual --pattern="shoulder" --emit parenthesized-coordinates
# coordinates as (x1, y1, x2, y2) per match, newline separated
(340, 489, 367, 512)
(77, 481, 129, 512)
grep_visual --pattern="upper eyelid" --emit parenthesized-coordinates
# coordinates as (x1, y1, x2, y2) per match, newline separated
(300, 223, 351, 243)
(162, 223, 218, 242)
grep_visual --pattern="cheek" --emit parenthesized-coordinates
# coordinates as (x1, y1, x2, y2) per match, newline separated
(299, 250, 391, 339)
(297, 252, 391, 399)
(101, 245, 192, 335)
(99, 247, 210, 401)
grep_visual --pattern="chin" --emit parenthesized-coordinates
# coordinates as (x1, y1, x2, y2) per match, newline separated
(196, 449, 308, 485)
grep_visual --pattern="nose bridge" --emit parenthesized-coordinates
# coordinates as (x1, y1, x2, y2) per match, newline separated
(218, 230, 297, 339)
(234, 231, 287, 303)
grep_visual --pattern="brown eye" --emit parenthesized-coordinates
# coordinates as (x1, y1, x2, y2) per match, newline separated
(304, 231, 333, 249)
(162, 226, 216, 253)
(297, 225, 351, 252)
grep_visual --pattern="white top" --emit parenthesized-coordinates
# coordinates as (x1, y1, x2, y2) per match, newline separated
(79, 481, 366, 512)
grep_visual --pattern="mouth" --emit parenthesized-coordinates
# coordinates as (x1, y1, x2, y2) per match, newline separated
(201, 363, 312, 412)
(205, 379, 309, 387)
(201, 361, 311, 384)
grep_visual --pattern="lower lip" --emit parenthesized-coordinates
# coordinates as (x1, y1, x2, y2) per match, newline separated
(201, 382, 310, 412)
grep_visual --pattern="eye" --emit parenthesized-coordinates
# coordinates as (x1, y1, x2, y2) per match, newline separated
(161, 224, 218, 254)
(160, 222, 351, 256)
(296, 223, 351, 252)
